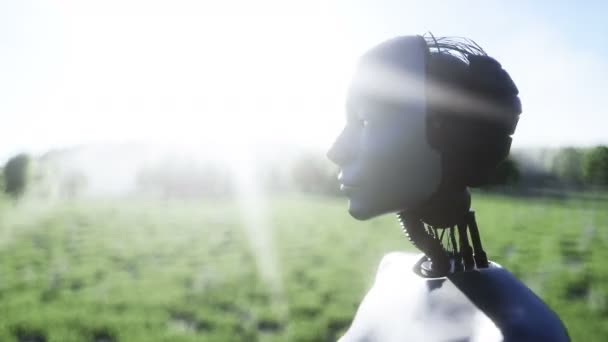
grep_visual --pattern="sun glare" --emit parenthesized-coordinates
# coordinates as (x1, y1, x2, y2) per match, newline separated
(3, 0, 354, 159)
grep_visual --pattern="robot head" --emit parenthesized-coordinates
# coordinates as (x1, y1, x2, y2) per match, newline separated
(327, 35, 521, 222)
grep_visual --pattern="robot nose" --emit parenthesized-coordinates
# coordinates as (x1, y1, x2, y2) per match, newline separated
(327, 127, 356, 166)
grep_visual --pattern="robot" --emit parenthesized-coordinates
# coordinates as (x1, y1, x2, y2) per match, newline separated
(327, 35, 569, 342)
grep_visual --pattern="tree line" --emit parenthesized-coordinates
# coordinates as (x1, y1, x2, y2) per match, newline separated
(511, 146, 608, 190)
(554, 146, 608, 187)
(3, 146, 608, 200)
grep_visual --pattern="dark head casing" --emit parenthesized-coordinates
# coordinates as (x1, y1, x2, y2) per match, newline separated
(424, 35, 521, 189)
(349, 35, 521, 227)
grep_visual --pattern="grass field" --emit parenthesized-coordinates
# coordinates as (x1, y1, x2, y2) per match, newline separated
(0, 193, 607, 341)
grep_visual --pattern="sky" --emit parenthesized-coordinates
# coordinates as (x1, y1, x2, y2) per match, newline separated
(1, 0, 607, 161)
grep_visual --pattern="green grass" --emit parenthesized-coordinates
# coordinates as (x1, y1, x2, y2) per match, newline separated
(0, 194, 607, 341)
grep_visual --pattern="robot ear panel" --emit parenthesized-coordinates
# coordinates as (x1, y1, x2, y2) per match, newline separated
(466, 55, 522, 132)
(468, 55, 521, 111)
(467, 55, 519, 97)
(425, 49, 522, 188)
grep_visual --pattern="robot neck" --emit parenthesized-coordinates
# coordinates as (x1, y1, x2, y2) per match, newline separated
(399, 185, 489, 277)
(411, 185, 471, 228)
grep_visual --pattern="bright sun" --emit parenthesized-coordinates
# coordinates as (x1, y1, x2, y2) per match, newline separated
(9, 0, 355, 158)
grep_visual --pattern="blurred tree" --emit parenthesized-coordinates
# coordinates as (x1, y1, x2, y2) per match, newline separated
(552, 147, 584, 186)
(486, 157, 520, 186)
(61, 170, 88, 198)
(136, 158, 233, 199)
(3, 153, 30, 198)
(584, 146, 608, 187)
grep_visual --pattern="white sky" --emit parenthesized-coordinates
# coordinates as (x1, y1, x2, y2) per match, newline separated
(1, 0, 607, 160)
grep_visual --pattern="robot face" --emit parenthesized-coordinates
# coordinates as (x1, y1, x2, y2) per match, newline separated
(327, 36, 442, 220)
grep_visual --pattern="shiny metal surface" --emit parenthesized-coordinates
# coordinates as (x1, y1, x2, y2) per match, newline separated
(339, 252, 568, 342)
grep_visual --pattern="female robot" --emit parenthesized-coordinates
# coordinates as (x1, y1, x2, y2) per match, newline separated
(327, 35, 569, 342)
